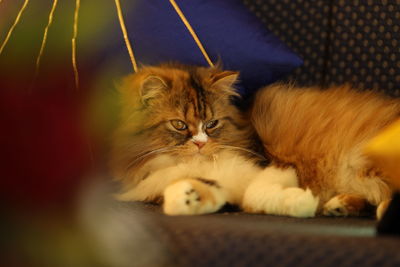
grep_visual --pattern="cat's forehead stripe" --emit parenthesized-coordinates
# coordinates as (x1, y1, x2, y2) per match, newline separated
(189, 74, 207, 119)
(179, 70, 214, 122)
(184, 93, 199, 121)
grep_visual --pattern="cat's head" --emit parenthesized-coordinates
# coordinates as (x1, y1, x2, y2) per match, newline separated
(113, 63, 252, 170)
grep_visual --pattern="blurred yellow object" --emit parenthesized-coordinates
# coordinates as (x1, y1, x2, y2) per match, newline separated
(365, 119, 400, 189)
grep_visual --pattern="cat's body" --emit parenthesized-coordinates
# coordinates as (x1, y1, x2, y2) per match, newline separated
(111, 63, 399, 218)
(252, 84, 398, 217)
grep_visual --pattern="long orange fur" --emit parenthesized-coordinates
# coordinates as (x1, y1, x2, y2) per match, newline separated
(252, 83, 399, 207)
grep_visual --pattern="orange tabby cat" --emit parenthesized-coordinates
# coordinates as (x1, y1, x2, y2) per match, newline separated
(252, 83, 399, 218)
(110, 63, 399, 218)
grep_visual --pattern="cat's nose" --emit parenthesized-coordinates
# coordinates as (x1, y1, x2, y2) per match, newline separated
(193, 140, 206, 149)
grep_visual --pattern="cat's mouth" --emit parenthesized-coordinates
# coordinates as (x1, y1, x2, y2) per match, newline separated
(175, 142, 218, 158)
(193, 144, 222, 158)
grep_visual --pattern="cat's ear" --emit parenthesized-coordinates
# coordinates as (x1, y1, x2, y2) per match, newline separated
(140, 75, 167, 105)
(211, 71, 240, 97)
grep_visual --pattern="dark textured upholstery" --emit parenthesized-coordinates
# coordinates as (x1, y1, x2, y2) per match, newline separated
(244, 0, 400, 96)
(148, 212, 399, 267)
(108, 1, 400, 266)
(90, 199, 400, 267)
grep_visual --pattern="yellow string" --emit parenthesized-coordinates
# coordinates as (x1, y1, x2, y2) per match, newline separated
(169, 0, 214, 67)
(72, 0, 80, 90)
(114, 0, 138, 72)
(32, 0, 59, 86)
(0, 0, 30, 56)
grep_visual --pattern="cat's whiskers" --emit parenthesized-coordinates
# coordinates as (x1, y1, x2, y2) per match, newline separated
(126, 146, 179, 170)
(218, 145, 267, 161)
(212, 154, 218, 169)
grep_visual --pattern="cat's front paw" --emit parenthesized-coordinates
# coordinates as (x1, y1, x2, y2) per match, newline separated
(284, 188, 319, 218)
(323, 197, 349, 216)
(323, 194, 368, 217)
(163, 180, 225, 215)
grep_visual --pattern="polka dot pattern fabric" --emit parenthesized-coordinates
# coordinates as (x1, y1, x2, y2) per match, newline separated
(243, 0, 400, 96)
(131, 203, 400, 267)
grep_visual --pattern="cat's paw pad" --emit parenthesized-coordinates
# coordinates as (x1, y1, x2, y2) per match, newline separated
(163, 181, 206, 215)
(323, 196, 349, 216)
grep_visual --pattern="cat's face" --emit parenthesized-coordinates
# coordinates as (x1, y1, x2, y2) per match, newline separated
(117, 64, 251, 160)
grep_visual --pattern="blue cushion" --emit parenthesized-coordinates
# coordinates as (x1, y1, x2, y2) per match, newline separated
(119, 0, 302, 97)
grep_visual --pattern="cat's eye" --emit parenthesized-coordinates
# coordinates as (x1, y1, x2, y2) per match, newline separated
(205, 120, 219, 129)
(170, 120, 188, 131)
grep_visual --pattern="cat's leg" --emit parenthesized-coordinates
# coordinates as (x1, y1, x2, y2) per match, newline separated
(163, 177, 227, 215)
(329, 168, 393, 217)
(322, 194, 372, 216)
(116, 167, 178, 203)
(242, 166, 319, 218)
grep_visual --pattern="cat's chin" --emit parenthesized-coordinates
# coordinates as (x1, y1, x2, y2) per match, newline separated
(194, 147, 219, 157)
(178, 150, 214, 161)
(184, 151, 209, 158)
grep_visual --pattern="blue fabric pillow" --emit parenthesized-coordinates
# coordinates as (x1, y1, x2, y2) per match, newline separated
(120, 0, 303, 97)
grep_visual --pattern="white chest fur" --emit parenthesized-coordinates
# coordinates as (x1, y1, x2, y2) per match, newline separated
(116, 151, 261, 203)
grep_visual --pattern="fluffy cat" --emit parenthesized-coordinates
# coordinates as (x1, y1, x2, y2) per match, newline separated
(110, 63, 399, 218)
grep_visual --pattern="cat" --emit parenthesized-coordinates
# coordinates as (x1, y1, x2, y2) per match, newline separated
(110, 62, 399, 218)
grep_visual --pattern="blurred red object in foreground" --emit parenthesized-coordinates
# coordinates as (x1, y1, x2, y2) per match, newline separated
(0, 89, 91, 212)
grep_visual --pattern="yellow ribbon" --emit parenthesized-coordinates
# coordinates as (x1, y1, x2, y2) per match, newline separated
(0, 0, 30, 56)
(114, 0, 215, 73)
(31, 0, 59, 89)
(114, 0, 138, 72)
(169, 0, 214, 67)
(72, 0, 81, 90)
